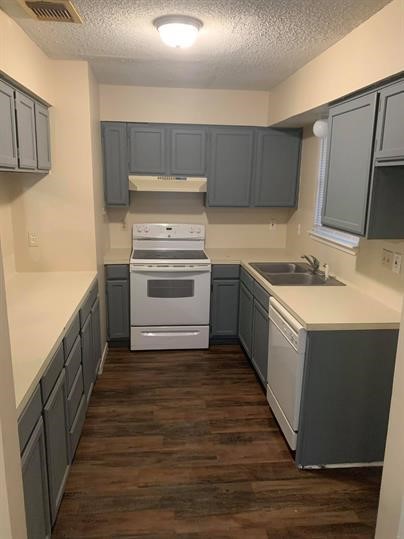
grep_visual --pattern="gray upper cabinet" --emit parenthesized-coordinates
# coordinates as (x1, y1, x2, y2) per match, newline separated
(15, 90, 37, 169)
(210, 279, 240, 339)
(128, 124, 166, 174)
(374, 79, 404, 162)
(102, 122, 129, 207)
(322, 92, 378, 235)
(21, 417, 51, 539)
(0, 80, 18, 168)
(43, 369, 70, 524)
(208, 127, 254, 207)
(170, 126, 206, 176)
(238, 281, 253, 358)
(254, 128, 301, 207)
(34, 102, 51, 170)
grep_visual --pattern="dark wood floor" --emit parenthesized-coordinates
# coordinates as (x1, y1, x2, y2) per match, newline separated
(53, 345, 382, 539)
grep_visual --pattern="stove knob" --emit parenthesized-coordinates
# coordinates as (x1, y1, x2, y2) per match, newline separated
(144, 226, 150, 234)
(195, 226, 201, 235)
(136, 225, 143, 233)
(189, 226, 194, 234)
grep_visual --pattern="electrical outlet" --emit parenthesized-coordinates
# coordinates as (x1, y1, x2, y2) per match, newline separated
(382, 248, 393, 267)
(28, 231, 39, 247)
(393, 253, 402, 274)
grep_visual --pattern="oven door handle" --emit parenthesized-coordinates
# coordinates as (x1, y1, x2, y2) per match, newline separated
(131, 265, 211, 274)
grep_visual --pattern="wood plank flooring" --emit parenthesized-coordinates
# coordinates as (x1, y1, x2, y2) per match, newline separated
(53, 346, 382, 538)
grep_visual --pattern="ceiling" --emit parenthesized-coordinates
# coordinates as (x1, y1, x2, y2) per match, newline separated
(1, 0, 391, 90)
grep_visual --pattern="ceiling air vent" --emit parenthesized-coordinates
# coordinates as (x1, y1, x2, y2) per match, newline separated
(22, 1, 82, 23)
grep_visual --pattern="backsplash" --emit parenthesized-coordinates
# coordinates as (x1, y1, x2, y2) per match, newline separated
(106, 192, 293, 249)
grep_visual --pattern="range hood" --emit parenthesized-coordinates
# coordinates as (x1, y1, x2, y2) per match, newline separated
(129, 175, 207, 193)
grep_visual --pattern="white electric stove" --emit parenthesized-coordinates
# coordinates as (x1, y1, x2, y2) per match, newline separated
(129, 223, 211, 351)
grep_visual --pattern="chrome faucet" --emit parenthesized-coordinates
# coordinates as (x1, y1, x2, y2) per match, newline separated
(301, 254, 321, 274)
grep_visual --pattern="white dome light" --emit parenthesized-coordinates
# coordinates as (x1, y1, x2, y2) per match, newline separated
(154, 16, 203, 49)
(313, 119, 328, 139)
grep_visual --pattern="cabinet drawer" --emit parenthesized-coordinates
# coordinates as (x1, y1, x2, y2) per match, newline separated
(65, 335, 81, 393)
(67, 365, 84, 427)
(18, 385, 42, 453)
(40, 344, 64, 403)
(240, 267, 254, 293)
(105, 264, 129, 280)
(80, 281, 98, 327)
(69, 394, 86, 460)
(63, 314, 80, 358)
(253, 281, 270, 312)
(211, 264, 240, 279)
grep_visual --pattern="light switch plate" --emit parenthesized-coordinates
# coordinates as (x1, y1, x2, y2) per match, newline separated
(382, 249, 393, 267)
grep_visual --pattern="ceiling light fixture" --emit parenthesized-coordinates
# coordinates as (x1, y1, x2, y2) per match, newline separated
(154, 15, 203, 49)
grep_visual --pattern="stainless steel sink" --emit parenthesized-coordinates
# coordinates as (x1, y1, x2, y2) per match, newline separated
(250, 262, 309, 274)
(249, 261, 345, 286)
(265, 273, 344, 286)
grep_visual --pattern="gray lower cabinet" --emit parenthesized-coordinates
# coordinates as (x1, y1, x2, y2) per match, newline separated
(35, 102, 51, 171)
(374, 79, 404, 162)
(43, 369, 70, 524)
(91, 297, 102, 374)
(322, 92, 378, 235)
(102, 122, 129, 207)
(238, 281, 253, 358)
(81, 313, 94, 401)
(0, 80, 18, 168)
(254, 128, 301, 207)
(106, 272, 130, 341)
(210, 279, 240, 339)
(15, 90, 37, 170)
(128, 123, 166, 174)
(21, 417, 51, 539)
(251, 299, 269, 384)
(208, 127, 254, 207)
(170, 126, 206, 176)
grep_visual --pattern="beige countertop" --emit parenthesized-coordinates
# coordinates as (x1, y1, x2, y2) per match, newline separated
(5, 271, 97, 415)
(103, 245, 401, 331)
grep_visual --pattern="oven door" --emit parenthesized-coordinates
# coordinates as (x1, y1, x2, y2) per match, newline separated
(131, 267, 211, 326)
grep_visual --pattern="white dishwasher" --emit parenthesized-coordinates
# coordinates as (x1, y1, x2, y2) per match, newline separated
(267, 297, 307, 450)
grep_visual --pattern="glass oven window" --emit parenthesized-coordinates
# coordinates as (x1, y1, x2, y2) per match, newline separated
(147, 279, 195, 298)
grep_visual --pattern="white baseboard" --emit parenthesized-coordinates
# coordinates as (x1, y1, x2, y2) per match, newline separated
(98, 342, 109, 375)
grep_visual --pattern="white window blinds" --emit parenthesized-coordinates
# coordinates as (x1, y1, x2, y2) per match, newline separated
(311, 137, 360, 252)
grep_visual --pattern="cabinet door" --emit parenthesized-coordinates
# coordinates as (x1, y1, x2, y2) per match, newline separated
(128, 124, 166, 174)
(21, 417, 51, 539)
(106, 279, 130, 340)
(102, 122, 129, 206)
(91, 297, 101, 375)
(43, 370, 70, 524)
(208, 127, 254, 206)
(15, 90, 37, 169)
(170, 126, 206, 176)
(374, 80, 404, 162)
(81, 313, 94, 401)
(35, 102, 51, 170)
(322, 93, 378, 235)
(0, 80, 18, 168)
(254, 128, 301, 207)
(238, 281, 253, 358)
(210, 279, 240, 338)
(251, 299, 269, 385)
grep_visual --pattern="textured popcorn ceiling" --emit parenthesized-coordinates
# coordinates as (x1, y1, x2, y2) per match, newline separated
(2, 0, 391, 90)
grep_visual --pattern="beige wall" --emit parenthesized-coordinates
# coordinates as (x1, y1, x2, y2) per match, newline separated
(108, 194, 291, 250)
(100, 85, 270, 126)
(287, 128, 404, 312)
(268, 0, 404, 125)
(376, 296, 404, 538)
(0, 241, 26, 539)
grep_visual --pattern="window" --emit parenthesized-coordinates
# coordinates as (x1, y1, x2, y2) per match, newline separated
(310, 137, 360, 254)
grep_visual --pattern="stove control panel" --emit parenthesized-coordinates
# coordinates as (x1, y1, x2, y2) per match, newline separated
(133, 223, 205, 239)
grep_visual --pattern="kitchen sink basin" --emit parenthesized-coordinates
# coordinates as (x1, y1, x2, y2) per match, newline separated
(265, 273, 344, 286)
(249, 261, 345, 286)
(250, 262, 309, 274)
